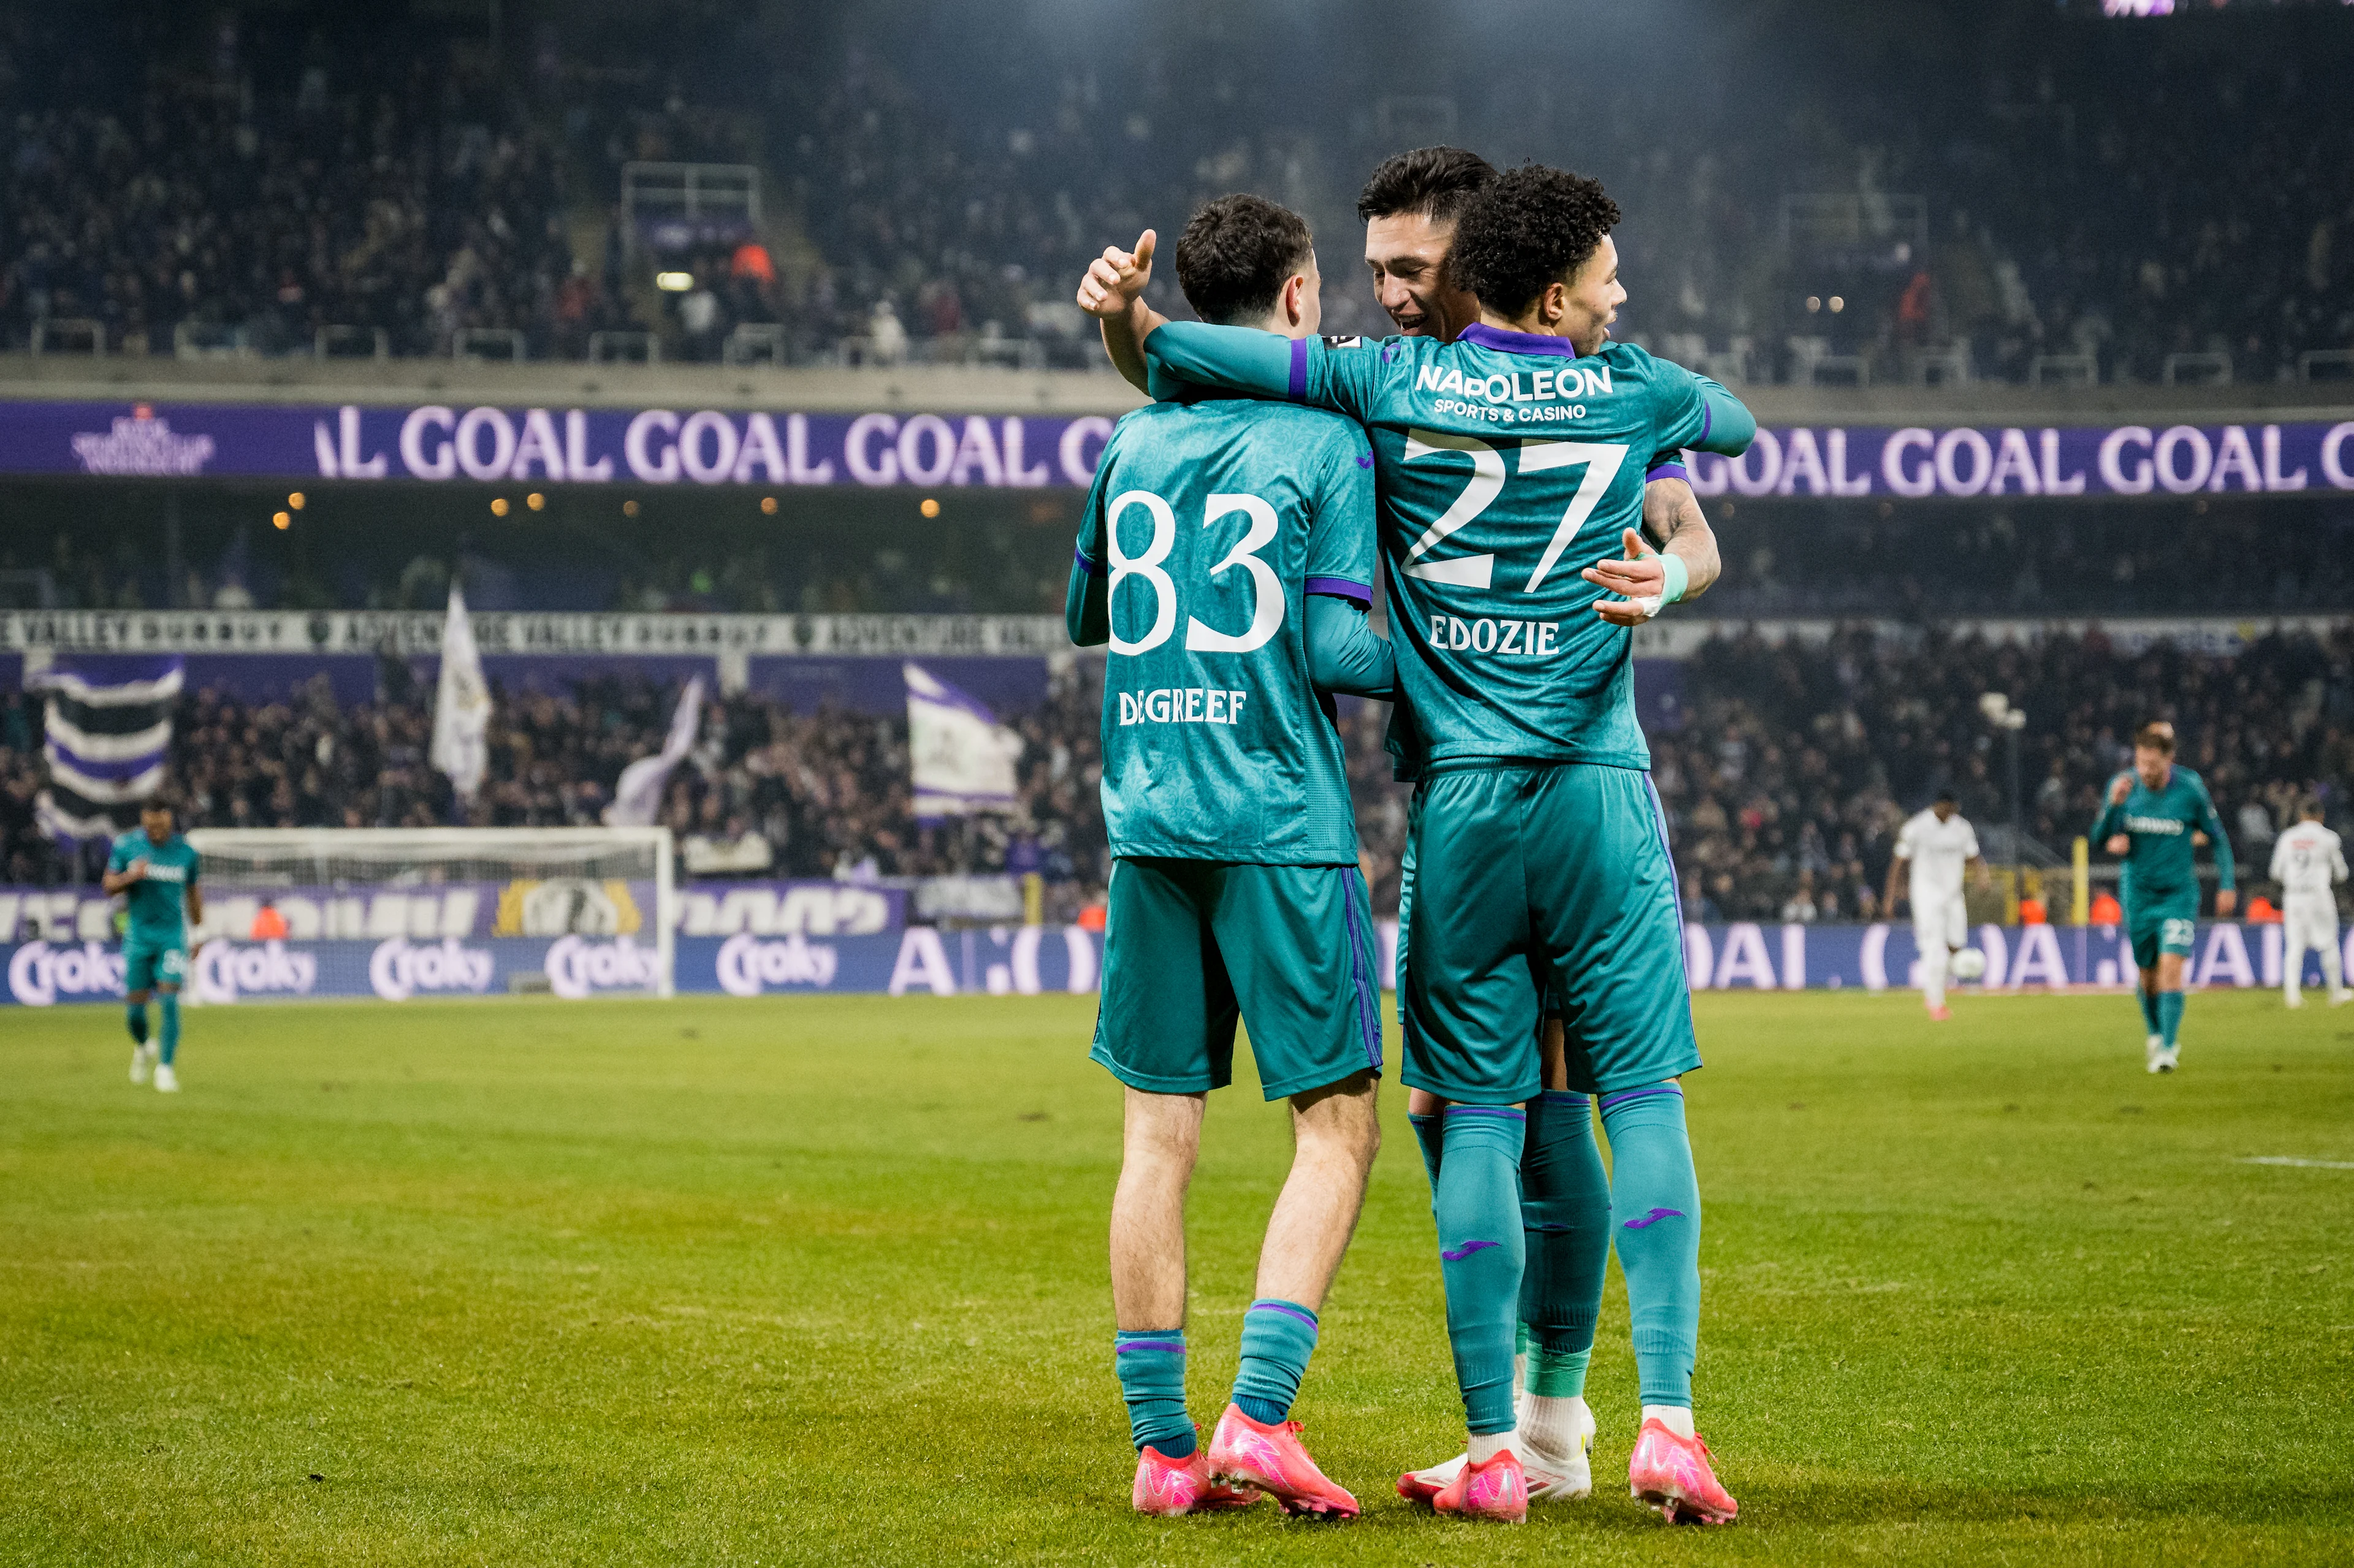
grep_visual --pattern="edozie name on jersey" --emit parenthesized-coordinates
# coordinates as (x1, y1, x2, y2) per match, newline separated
(1417, 363, 1613, 426)
(1116, 688, 1251, 727)
(1429, 615, 1561, 657)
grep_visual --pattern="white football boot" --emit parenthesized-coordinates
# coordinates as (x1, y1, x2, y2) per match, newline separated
(130, 1043, 156, 1084)
(154, 1064, 180, 1093)
(2144, 1036, 2168, 1073)
(1401, 1399, 1593, 1504)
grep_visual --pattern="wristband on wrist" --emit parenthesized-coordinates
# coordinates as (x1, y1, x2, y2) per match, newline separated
(1658, 552, 1689, 607)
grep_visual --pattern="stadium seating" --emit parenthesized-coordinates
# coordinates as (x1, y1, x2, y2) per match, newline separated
(6, 5, 2350, 379)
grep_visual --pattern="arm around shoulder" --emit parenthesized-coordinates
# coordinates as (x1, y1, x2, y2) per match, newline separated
(1141, 321, 1298, 401)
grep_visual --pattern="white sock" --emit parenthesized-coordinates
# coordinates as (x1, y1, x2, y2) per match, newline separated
(2324, 946, 2346, 992)
(1642, 1404, 1695, 1439)
(1520, 1395, 1588, 1462)
(1921, 946, 1948, 1009)
(1468, 1428, 1517, 1464)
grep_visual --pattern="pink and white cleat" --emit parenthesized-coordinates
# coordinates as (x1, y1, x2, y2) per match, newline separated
(1428, 1447, 1527, 1523)
(1927, 1003, 1952, 1022)
(1131, 1437, 1257, 1517)
(1626, 1418, 1738, 1524)
(1205, 1404, 1359, 1519)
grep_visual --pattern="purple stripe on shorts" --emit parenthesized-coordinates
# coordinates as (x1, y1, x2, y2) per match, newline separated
(1249, 1300, 1320, 1331)
(1288, 337, 1309, 401)
(1305, 576, 1373, 606)
(1339, 868, 1384, 1073)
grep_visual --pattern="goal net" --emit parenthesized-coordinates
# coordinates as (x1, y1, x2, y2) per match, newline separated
(181, 828, 674, 1002)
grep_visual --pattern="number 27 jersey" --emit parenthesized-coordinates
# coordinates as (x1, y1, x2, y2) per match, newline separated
(1075, 395, 1375, 865)
(1145, 322, 1716, 772)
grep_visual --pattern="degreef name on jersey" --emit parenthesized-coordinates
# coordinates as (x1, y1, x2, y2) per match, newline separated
(1076, 395, 1376, 865)
(1141, 324, 1715, 774)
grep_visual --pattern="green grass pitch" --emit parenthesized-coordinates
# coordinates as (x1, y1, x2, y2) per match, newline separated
(5, 988, 2352, 1565)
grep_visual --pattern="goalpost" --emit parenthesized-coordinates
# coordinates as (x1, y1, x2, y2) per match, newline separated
(182, 828, 676, 1000)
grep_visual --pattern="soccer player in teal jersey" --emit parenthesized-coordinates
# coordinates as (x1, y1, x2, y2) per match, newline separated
(1067, 195, 1396, 1521)
(1089, 164, 1754, 1524)
(2089, 720, 2236, 1073)
(1085, 146, 1727, 1507)
(103, 798, 204, 1094)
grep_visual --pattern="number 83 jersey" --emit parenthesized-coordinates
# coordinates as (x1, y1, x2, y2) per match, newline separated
(1144, 322, 1721, 774)
(1075, 396, 1376, 864)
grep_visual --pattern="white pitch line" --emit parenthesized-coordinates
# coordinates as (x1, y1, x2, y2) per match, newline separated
(2238, 1156, 2354, 1171)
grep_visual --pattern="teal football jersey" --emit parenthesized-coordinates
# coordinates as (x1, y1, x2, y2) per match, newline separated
(107, 829, 200, 943)
(1076, 395, 1376, 864)
(1145, 322, 1715, 772)
(2089, 764, 2234, 899)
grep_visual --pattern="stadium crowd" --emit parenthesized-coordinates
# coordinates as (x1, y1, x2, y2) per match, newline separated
(4, 6, 2352, 380)
(5, 626, 2350, 923)
(1652, 623, 2354, 923)
(0, 664, 1108, 902)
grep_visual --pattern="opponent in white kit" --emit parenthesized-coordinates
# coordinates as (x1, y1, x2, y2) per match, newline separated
(1883, 789, 1987, 1021)
(2269, 800, 2350, 1008)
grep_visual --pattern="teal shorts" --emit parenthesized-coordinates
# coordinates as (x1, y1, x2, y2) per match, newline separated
(2126, 892, 2200, 970)
(123, 938, 188, 994)
(1092, 857, 1383, 1101)
(1401, 763, 1700, 1105)
(1399, 805, 1569, 1021)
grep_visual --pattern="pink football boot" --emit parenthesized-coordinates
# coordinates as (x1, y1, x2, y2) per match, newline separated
(1131, 1438, 1257, 1517)
(1205, 1404, 1360, 1519)
(1428, 1447, 1527, 1523)
(1626, 1418, 1738, 1524)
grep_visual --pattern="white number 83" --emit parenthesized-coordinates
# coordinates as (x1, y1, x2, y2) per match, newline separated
(1105, 489, 1284, 657)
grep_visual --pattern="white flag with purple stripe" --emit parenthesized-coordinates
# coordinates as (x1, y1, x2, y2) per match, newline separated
(604, 677, 704, 827)
(905, 662, 1024, 820)
(31, 653, 183, 841)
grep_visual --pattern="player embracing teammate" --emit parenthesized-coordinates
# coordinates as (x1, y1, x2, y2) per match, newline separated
(1077, 157, 1758, 1524)
(1070, 194, 1396, 1520)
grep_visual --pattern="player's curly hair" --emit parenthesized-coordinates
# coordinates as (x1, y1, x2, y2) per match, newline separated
(1355, 145, 1496, 226)
(1173, 194, 1315, 326)
(1447, 162, 1621, 319)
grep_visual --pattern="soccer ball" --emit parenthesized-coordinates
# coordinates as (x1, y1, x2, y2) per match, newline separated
(1951, 948, 1987, 981)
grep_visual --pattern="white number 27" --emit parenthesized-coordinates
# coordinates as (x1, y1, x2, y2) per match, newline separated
(1400, 431, 1628, 592)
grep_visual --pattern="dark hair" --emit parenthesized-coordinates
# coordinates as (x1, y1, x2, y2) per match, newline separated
(1933, 787, 1958, 805)
(1173, 195, 1315, 326)
(1447, 162, 1622, 319)
(1355, 145, 1497, 226)
(2133, 720, 2176, 755)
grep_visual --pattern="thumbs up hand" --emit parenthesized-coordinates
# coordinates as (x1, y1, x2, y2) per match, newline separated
(1076, 229, 1156, 319)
